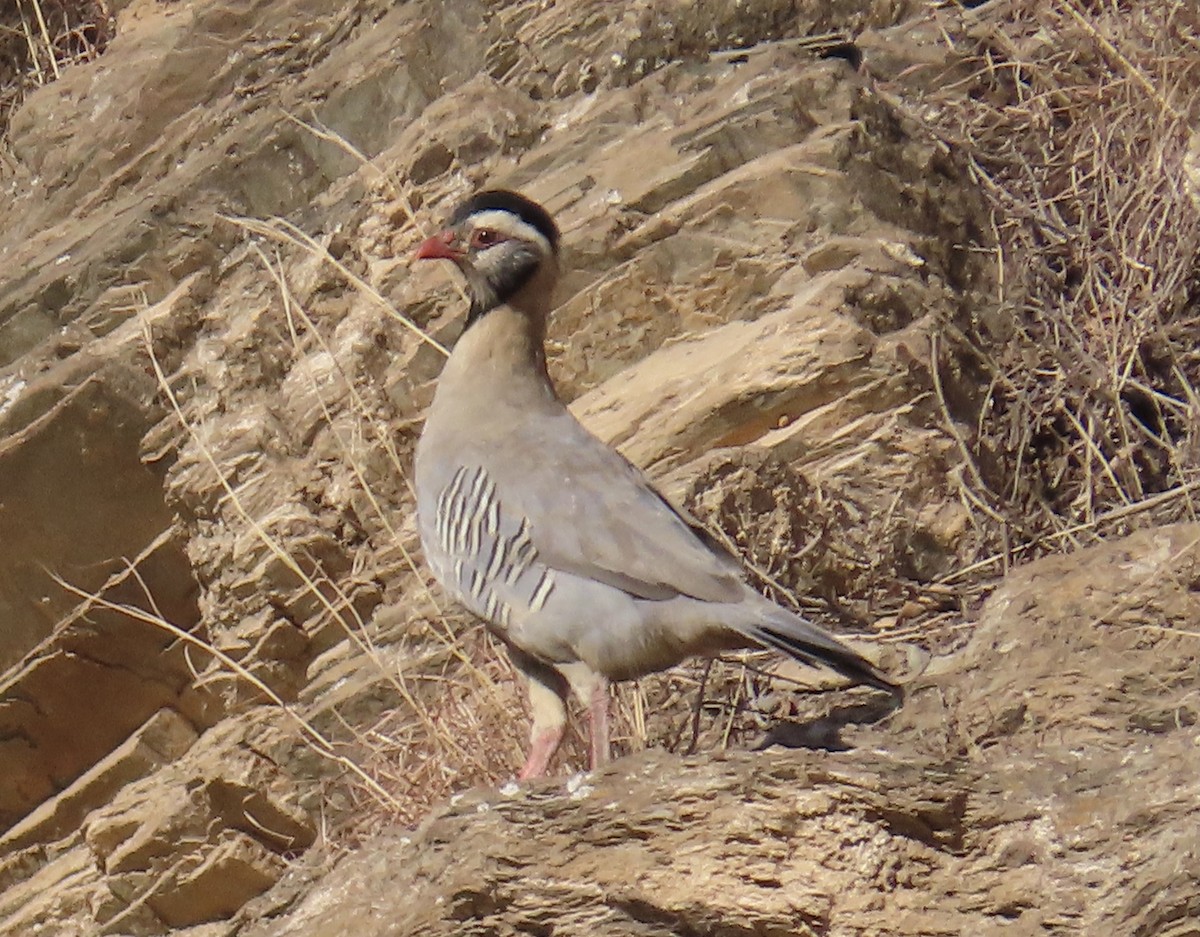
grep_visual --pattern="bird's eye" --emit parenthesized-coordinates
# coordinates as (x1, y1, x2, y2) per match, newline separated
(470, 228, 503, 249)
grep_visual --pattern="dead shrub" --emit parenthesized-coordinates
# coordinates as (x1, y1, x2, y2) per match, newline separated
(923, 1, 1200, 552)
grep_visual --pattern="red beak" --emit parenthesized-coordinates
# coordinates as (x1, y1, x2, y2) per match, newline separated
(415, 230, 464, 261)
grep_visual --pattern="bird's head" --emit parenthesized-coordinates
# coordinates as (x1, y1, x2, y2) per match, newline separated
(415, 189, 560, 324)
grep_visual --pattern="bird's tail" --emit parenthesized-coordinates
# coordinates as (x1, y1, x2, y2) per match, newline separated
(747, 602, 902, 699)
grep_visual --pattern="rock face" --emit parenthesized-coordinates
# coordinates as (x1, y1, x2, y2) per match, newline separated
(0, 0, 1196, 935)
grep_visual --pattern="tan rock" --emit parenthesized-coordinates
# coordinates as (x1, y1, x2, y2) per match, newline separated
(0, 709, 197, 854)
(146, 832, 286, 929)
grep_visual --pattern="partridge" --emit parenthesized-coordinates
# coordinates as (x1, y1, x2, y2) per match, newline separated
(413, 189, 899, 779)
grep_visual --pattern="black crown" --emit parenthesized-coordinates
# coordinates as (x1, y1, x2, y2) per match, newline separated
(450, 189, 560, 254)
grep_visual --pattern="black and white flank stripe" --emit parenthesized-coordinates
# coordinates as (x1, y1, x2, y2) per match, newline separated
(431, 464, 557, 631)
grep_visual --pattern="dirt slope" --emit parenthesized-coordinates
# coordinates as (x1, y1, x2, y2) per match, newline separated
(0, 1, 1197, 935)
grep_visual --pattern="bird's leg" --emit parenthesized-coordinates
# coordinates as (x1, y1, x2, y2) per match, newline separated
(561, 663, 610, 771)
(518, 665, 568, 780)
(518, 725, 565, 780)
(587, 676, 610, 770)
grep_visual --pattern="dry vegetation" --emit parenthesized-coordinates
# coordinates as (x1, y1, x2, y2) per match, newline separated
(5, 0, 1199, 833)
(924, 0, 1200, 563)
(0, 0, 110, 134)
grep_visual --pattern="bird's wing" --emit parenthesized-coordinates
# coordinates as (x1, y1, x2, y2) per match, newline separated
(502, 412, 747, 604)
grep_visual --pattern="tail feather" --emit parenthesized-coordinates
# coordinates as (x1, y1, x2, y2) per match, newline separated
(750, 608, 902, 699)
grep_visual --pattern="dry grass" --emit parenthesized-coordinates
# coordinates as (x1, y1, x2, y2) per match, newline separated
(0, 0, 110, 134)
(920, 0, 1200, 558)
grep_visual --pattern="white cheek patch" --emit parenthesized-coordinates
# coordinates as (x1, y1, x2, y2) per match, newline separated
(469, 210, 554, 257)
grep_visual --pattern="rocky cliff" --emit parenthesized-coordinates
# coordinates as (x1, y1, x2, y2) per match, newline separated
(0, 1, 1197, 935)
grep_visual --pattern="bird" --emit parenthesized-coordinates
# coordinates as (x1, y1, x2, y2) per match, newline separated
(412, 189, 900, 779)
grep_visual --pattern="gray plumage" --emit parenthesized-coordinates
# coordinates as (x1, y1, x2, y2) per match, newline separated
(413, 190, 899, 778)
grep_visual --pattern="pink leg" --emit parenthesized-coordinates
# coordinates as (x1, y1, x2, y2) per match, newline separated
(518, 724, 565, 780)
(518, 668, 568, 780)
(561, 663, 610, 772)
(587, 676, 611, 771)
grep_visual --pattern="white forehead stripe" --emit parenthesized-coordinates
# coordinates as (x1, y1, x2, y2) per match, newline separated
(468, 209, 553, 255)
